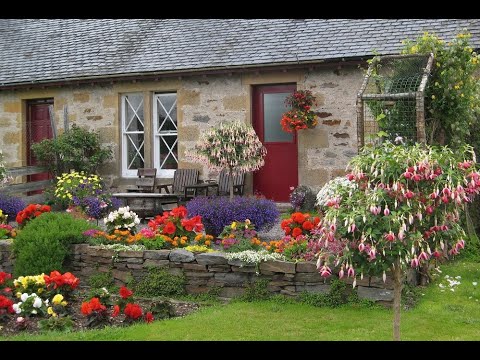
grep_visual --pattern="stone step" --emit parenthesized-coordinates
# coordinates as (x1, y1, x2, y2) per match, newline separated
(275, 202, 292, 214)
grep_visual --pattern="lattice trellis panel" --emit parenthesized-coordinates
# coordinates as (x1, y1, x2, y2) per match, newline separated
(356, 53, 434, 148)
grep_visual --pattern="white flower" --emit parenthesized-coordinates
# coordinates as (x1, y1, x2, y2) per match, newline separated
(20, 293, 29, 302)
(439, 284, 445, 288)
(473, 282, 478, 286)
(123, 212, 131, 219)
(450, 288, 455, 292)
(31, 309, 37, 314)
(16, 317, 24, 323)
(33, 297, 43, 308)
(12, 303, 22, 314)
(455, 276, 461, 279)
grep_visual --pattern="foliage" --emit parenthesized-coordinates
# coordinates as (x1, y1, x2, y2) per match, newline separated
(0, 223, 16, 239)
(54, 171, 121, 219)
(87, 271, 115, 293)
(0, 194, 26, 220)
(12, 293, 48, 317)
(104, 206, 141, 234)
(316, 177, 357, 210)
(401, 32, 480, 147)
(31, 124, 113, 177)
(289, 185, 317, 212)
(15, 204, 51, 228)
(280, 212, 320, 239)
(12, 212, 92, 276)
(184, 244, 215, 253)
(317, 141, 478, 280)
(223, 250, 286, 271)
(218, 219, 262, 252)
(240, 278, 271, 302)
(315, 141, 480, 340)
(298, 279, 348, 308)
(186, 195, 279, 237)
(0, 150, 8, 187)
(133, 268, 186, 298)
(147, 206, 203, 246)
(281, 90, 318, 132)
(38, 315, 74, 332)
(188, 121, 266, 199)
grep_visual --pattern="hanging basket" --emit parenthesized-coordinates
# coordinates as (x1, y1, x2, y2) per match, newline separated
(280, 90, 318, 133)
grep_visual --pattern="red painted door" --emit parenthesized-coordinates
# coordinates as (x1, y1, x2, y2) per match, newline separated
(252, 84, 298, 202)
(27, 101, 53, 192)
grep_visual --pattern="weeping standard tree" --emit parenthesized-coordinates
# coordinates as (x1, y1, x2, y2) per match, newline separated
(189, 121, 266, 200)
(315, 141, 480, 340)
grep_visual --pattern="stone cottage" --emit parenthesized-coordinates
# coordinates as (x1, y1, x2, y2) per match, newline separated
(1, 19, 480, 202)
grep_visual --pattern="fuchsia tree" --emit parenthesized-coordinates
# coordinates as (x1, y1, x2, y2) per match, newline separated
(189, 121, 266, 199)
(316, 141, 480, 340)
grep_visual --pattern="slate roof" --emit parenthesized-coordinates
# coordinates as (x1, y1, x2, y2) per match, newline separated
(1, 19, 480, 87)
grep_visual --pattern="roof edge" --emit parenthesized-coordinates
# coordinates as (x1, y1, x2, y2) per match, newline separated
(0, 56, 373, 91)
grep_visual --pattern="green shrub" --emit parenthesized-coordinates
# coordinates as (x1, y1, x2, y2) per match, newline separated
(298, 279, 348, 308)
(31, 124, 112, 177)
(13, 212, 93, 276)
(134, 268, 186, 298)
(240, 278, 271, 302)
(87, 271, 116, 292)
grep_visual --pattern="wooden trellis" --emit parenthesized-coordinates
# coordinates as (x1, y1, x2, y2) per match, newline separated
(356, 53, 434, 148)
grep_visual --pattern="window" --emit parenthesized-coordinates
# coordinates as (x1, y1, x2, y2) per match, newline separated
(153, 93, 178, 177)
(121, 93, 145, 177)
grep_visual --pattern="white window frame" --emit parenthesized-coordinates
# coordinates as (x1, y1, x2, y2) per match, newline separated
(121, 93, 145, 177)
(153, 93, 178, 178)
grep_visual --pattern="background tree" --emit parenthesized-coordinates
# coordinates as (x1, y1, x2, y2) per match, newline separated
(189, 121, 266, 199)
(315, 141, 480, 340)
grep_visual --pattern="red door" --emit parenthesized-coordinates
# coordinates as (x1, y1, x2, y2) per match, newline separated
(27, 101, 54, 192)
(252, 84, 298, 202)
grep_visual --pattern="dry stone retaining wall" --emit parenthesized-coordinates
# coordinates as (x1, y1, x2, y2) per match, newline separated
(0, 240, 402, 304)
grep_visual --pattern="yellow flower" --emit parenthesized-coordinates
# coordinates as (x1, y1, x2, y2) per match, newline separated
(61, 301, 68, 306)
(231, 222, 237, 230)
(431, 95, 436, 100)
(454, 85, 460, 90)
(47, 307, 57, 317)
(37, 288, 44, 294)
(52, 294, 64, 305)
(461, 93, 464, 97)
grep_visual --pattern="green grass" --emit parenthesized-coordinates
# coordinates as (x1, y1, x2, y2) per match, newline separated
(4, 260, 480, 341)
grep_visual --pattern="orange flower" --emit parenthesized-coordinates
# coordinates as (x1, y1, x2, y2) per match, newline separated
(292, 227, 303, 238)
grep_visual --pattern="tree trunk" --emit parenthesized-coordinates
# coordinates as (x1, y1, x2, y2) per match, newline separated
(229, 168, 234, 200)
(392, 259, 403, 341)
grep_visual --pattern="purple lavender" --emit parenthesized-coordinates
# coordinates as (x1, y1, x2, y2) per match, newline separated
(186, 195, 279, 237)
(0, 194, 26, 219)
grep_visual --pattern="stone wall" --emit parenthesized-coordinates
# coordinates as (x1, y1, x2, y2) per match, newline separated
(0, 64, 363, 192)
(0, 240, 397, 304)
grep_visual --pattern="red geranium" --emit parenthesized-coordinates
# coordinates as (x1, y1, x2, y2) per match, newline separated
(44, 271, 79, 293)
(16, 203, 51, 227)
(147, 206, 204, 248)
(124, 303, 143, 320)
(112, 305, 120, 317)
(0, 295, 14, 315)
(281, 212, 320, 239)
(145, 312, 154, 323)
(119, 286, 133, 299)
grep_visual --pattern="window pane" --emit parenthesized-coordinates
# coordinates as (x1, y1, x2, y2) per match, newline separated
(125, 94, 144, 132)
(154, 93, 178, 172)
(264, 92, 293, 142)
(156, 94, 177, 132)
(160, 135, 178, 169)
(126, 133, 144, 169)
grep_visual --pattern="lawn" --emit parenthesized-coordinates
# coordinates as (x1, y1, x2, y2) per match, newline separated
(4, 260, 480, 341)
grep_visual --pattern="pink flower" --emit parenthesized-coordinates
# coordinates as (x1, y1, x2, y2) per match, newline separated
(383, 207, 390, 216)
(319, 265, 331, 278)
(426, 206, 434, 215)
(358, 242, 365, 252)
(384, 231, 396, 242)
(405, 190, 414, 199)
(347, 267, 355, 278)
(338, 268, 345, 279)
(411, 257, 419, 268)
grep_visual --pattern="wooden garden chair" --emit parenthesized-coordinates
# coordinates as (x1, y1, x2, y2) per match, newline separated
(156, 168, 200, 205)
(126, 168, 157, 193)
(216, 169, 245, 196)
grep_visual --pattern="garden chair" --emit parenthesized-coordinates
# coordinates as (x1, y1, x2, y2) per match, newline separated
(126, 168, 157, 193)
(216, 169, 245, 196)
(157, 168, 200, 205)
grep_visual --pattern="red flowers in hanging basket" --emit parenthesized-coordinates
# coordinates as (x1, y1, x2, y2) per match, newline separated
(280, 90, 318, 133)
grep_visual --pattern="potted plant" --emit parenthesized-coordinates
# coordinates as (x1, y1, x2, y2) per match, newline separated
(280, 90, 318, 132)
